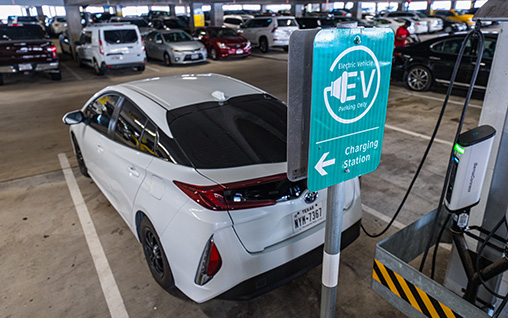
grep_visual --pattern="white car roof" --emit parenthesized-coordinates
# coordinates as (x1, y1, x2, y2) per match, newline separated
(119, 74, 267, 111)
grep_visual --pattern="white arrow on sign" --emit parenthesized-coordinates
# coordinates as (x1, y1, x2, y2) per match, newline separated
(315, 152, 336, 176)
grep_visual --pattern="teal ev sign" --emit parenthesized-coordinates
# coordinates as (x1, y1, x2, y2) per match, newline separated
(307, 28, 394, 191)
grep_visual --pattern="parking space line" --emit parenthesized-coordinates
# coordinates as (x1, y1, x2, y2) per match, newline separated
(146, 65, 160, 72)
(362, 204, 451, 251)
(61, 63, 83, 81)
(58, 153, 129, 318)
(385, 124, 453, 147)
(389, 88, 482, 109)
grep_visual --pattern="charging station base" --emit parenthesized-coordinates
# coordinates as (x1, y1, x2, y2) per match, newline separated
(372, 210, 490, 318)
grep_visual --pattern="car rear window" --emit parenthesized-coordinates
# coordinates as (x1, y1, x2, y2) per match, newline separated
(56, 17, 67, 22)
(0, 24, 45, 40)
(167, 94, 287, 169)
(104, 29, 138, 44)
(277, 18, 298, 27)
(163, 19, 188, 28)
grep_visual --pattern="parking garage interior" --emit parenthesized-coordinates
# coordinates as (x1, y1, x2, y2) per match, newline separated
(1, 0, 508, 317)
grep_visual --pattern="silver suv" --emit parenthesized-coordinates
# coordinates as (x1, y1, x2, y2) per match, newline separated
(239, 16, 299, 53)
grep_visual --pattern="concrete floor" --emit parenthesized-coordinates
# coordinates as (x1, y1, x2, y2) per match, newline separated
(0, 44, 485, 317)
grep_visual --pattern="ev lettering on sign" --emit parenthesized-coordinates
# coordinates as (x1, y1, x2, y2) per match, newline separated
(307, 28, 394, 191)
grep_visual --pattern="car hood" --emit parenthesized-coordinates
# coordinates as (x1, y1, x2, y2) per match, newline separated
(167, 41, 203, 51)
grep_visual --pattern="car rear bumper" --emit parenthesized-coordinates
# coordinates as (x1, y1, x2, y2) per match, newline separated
(0, 62, 59, 73)
(218, 220, 361, 300)
(106, 62, 145, 69)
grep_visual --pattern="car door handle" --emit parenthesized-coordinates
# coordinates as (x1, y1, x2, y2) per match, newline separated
(128, 166, 140, 178)
(472, 62, 486, 67)
(429, 56, 441, 61)
(97, 144, 104, 153)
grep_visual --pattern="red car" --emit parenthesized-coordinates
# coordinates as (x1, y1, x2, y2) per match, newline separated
(194, 27, 251, 60)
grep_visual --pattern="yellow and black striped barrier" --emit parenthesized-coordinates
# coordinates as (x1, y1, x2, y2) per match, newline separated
(373, 259, 463, 318)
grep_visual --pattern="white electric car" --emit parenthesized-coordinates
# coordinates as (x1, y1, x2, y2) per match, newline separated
(63, 74, 362, 303)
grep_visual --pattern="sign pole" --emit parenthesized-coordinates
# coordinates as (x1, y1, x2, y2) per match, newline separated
(320, 182, 345, 318)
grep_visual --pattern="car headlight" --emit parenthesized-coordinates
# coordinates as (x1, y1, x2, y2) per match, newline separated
(217, 42, 228, 49)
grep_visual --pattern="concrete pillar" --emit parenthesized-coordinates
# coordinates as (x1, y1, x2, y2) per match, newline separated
(64, 5, 82, 59)
(290, 0, 297, 17)
(295, 4, 305, 17)
(189, 1, 195, 32)
(451, 0, 457, 9)
(169, 4, 176, 16)
(352, 2, 362, 19)
(320, 3, 325, 13)
(398, 2, 404, 10)
(36, 6, 45, 22)
(210, 3, 223, 27)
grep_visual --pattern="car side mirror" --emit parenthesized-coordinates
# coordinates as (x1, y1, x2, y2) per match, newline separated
(62, 110, 85, 125)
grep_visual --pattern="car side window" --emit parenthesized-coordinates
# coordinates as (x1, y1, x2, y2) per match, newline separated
(440, 39, 473, 55)
(483, 38, 496, 59)
(243, 19, 256, 28)
(154, 33, 161, 42)
(85, 94, 119, 136)
(80, 31, 92, 44)
(114, 99, 148, 149)
(139, 120, 157, 155)
(157, 130, 191, 165)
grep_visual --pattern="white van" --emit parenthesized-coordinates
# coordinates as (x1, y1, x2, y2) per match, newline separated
(239, 16, 299, 53)
(76, 24, 146, 75)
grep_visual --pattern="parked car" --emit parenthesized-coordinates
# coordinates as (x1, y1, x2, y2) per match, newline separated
(0, 23, 61, 85)
(433, 9, 475, 28)
(144, 29, 207, 65)
(152, 17, 191, 33)
(59, 29, 72, 55)
(47, 16, 67, 36)
(62, 73, 363, 303)
(239, 16, 299, 52)
(7, 15, 45, 29)
(329, 9, 352, 17)
(194, 27, 251, 60)
(109, 16, 154, 36)
(372, 17, 416, 35)
(75, 24, 146, 75)
(296, 17, 321, 29)
(431, 16, 467, 33)
(380, 11, 436, 33)
(223, 15, 252, 30)
(392, 32, 497, 91)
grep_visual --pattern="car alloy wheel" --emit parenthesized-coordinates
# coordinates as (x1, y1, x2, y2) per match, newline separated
(259, 37, 268, 53)
(211, 48, 218, 60)
(72, 135, 89, 177)
(164, 53, 172, 66)
(94, 59, 105, 76)
(140, 217, 174, 290)
(406, 65, 432, 91)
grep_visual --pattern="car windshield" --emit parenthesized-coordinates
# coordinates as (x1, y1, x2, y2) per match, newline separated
(168, 94, 287, 169)
(104, 29, 138, 44)
(56, 17, 66, 22)
(163, 31, 193, 42)
(277, 18, 298, 27)
(163, 19, 187, 28)
(209, 28, 238, 37)
(120, 19, 149, 27)
(0, 24, 45, 41)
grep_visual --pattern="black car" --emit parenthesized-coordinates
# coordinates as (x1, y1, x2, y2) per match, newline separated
(296, 17, 321, 29)
(392, 32, 497, 91)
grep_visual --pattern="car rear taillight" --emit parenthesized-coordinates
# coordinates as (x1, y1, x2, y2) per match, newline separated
(99, 34, 104, 55)
(174, 173, 293, 211)
(195, 236, 222, 285)
(54, 23, 59, 26)
(271, 26, 277, 33)
(49, 45, 58, 59)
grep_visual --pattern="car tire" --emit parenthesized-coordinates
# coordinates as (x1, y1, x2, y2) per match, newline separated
(259, 37, 269, 53)
(164, 53, 172, 66)
(135, 65, 145, 72)
(210, 48, 218, 60)
(140, 217, 175, 291)
(50, 71, 62, 81)
(72, 135, 90, 178)
(94, 59, 105, 76)
(405, 65, 433, 91)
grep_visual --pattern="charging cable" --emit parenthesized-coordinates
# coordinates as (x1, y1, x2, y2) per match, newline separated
(361, 24, 485, 239)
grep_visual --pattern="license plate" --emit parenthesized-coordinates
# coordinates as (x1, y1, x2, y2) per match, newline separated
(19, 63, 32, 71)
(111, 55, 122, 60)
(236, 49, 243, 54)
(191, 54, 199, 59)
(292, 202, 323, 233)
